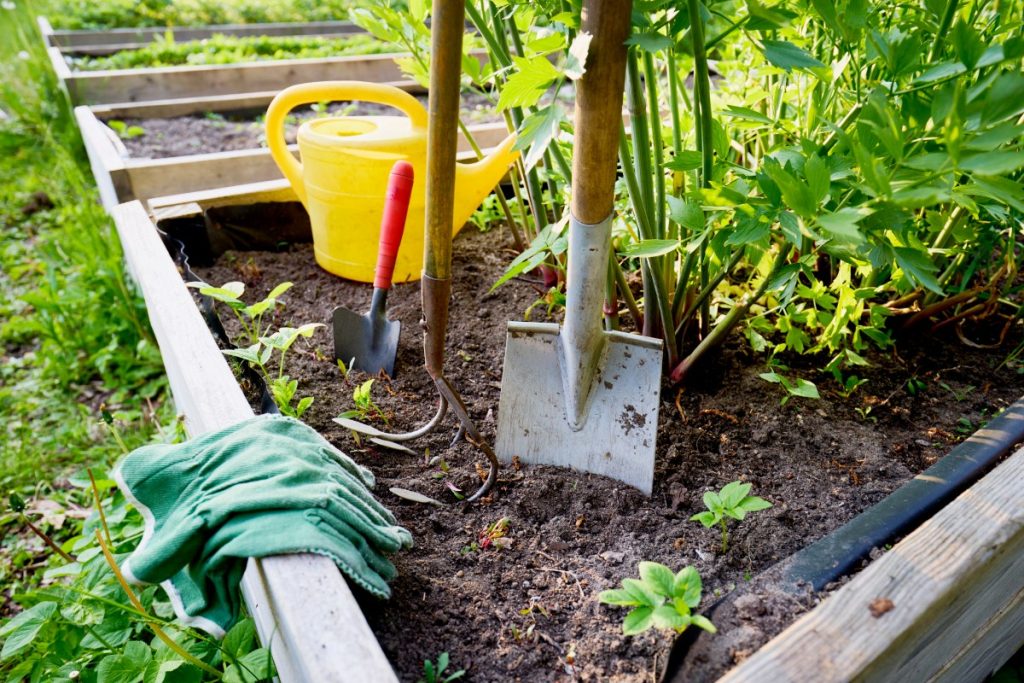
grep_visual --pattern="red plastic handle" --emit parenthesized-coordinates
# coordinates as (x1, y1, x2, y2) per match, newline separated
(374, 160, 415, 290)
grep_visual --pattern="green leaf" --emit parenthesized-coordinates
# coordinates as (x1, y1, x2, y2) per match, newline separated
(224, 648, 275, 683)
(266, 281, 293, 301)
(719, 481, 751, 509)
(563, 32, 592, 81)
(626, 31, 672, 53)
(651, 605, 690, 631)
(951, 21, 985, 69)
(622, 578, 660, 606)
(599, 588, 642, 606)
(622, 606, 655, 635)
(665, 150, 703, 172)
(143, 659, 202, 683)
(673, 566, 703, 608)
(703, 490, 724, 515)
(894, 247, 943, 294)
(667, 196, 704, 231)
(959, 151, 1024, 176)
(619, 239, 680, 258)
(223, 619, 256, 662)
(514, 105, 565, 172)
(690, 614, 717, 633)
(722, 105, 774, 125)
(804, 154, 830, 205)
(739, 496, 774, 513)
(789, 378, 820, 399)
(97, 642, 152, 683)
(497, 55, 560, 111)
(638, 562, 676, 598)
(0, 601, 57, 660)
(762, 40, 825, 71)
(222, 344, 261, 365)
(816, 208, 869, 245)
(690, 510, 717, 527)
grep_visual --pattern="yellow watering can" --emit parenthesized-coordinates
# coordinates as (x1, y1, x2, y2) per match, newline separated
(265, 81, 519, 282)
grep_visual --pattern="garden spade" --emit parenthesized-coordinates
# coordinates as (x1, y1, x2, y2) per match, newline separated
(332, 160, 414, 377)
(495, 0, 663, 495)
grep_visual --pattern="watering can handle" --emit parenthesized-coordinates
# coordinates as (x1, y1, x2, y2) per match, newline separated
(265, 81, 429, 206)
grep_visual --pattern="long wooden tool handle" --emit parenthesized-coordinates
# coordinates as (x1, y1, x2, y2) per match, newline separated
(571, 0, 633, 224)
(423, 0, 464, 280)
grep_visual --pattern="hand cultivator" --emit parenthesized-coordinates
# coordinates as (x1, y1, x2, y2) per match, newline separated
(336, 0, 501, 503)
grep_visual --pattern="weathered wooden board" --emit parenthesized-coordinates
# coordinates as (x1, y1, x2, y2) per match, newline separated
(110, 200, 398, 683)
(62, 52, 410, 105)
(79, 104, 509, 209)
(44, 19, 362, 54)
(719, 444, 1024, 683)
(87, 80, 421, 118)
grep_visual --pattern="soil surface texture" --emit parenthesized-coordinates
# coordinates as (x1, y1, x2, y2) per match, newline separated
(191, 222, 1024, 682)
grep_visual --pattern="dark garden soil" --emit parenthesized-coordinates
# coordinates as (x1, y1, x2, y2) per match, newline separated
(191, 224, 1024, 682)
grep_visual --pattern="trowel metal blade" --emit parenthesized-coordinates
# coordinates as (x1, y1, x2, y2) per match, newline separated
(495, 322, 663, 495)
(332, 306, 401, 378)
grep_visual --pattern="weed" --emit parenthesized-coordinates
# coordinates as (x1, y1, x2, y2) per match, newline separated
(418, 652, 465, 683)
(338, 379, 388, 424)
(106, 119, 145, 139)
(759, 359, 820, 406)
(598, 562, 716, 636)
(691, 481, 773, 553)
(939, 382, 976, 402)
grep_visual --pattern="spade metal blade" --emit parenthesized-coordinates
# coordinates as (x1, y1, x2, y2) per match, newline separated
(495, 322, 663, 495)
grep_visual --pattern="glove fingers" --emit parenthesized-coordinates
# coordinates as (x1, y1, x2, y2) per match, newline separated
(307, 509, 399, 581)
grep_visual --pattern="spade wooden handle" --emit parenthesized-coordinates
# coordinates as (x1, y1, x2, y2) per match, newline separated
(571, 0, 633, 224)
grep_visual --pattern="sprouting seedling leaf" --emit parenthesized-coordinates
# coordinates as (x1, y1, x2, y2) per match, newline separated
(690, 481, 773, 552)
(599, 562, 716, 637)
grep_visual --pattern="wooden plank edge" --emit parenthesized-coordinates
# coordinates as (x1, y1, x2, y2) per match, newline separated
(109, 199, 397, 683)
(36, 15, 55, 47)
(118, 121, 509, 203)
(74, 106, 132, 209)
(88, 80, 423, 118)
(48, 19, 362, 48)
(718, 445, 1024, 683)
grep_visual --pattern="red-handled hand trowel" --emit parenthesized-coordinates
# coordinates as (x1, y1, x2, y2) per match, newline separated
(332, 160, 414, 377)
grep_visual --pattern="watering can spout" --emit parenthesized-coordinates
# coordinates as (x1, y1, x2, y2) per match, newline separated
(453, 133, 519, 227)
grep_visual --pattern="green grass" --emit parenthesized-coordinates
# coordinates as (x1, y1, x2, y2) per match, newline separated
(69, 32, 397, 71)
(0, 1, 170, 488)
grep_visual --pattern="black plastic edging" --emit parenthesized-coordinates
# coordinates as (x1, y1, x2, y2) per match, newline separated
(663, 395, 1024, 681)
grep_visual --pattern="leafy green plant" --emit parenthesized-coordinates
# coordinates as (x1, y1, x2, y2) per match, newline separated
(759, 360, 820, 405)
(187, 280, 291, 346)
(106, 119, 146, 139)
(50, 0, 370, 30)
(70, 32, 395, 71)
(223, 324, 323, 419)
(598, 562, 716, 636)
(338, 378, 388, 424)
(418, 652, 465, 683)
(691, 481, 773, 553)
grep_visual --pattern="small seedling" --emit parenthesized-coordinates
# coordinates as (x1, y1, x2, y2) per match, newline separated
(338, 378, 388, 424)
(418, 652, 464, 683)
(759, 364, 820, 405)
(107, 119, 145, 139)
(187, 280, 293, 345)
(691, 481, 773, 553)
(223, 323, 323, 418)
(598, 561, 716, 636)
(939, 381, 975, 402)
(905, 376, 927, 396)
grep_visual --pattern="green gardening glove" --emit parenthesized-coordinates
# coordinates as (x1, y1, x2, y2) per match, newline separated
(113, 415, 412, 636)
(164, 506, 402, 636)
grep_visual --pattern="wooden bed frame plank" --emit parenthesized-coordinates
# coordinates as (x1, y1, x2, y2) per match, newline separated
(110, 199, 397, 683)
(83, 111, 509, 208)
(47, 19, 362, 51)
(87, 80, 422, 118)
(63, 52, 409, 105)
(719, 446, 1024, 683)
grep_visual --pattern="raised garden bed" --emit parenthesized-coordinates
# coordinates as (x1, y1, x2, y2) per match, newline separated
(39, 17, 364, 56)
(111, 190, 1024, 681)
(74, 96, 509, 209)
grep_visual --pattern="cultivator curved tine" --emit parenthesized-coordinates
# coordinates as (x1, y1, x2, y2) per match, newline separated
(433, 375, 498, 503)
(334, 394, 448, 442)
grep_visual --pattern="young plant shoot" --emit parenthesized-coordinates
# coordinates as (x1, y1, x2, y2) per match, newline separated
(691, 481, 773, 553)
(599, 562, 716, 636)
